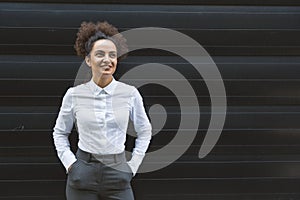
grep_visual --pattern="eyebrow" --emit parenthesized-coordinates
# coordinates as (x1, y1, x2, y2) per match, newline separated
(94, 50, 117, 53)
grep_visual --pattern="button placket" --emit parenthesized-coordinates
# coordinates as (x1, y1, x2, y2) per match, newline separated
(94, 90, 106, 128)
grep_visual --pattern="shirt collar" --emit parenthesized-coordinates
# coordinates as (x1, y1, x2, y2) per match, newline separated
(88, 77, 117, 96)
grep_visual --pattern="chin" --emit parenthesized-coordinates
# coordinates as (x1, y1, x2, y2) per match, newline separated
(102, 73, 113, 76)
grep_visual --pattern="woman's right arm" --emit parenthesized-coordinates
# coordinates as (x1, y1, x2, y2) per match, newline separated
(53, 88, 77, 173)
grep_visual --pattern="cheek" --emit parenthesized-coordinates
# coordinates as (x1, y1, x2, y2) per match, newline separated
(112, 60, 118, 67)
(93, 58, 102, 63)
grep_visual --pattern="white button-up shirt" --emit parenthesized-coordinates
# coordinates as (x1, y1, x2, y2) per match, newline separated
(53, 78, 152, 175)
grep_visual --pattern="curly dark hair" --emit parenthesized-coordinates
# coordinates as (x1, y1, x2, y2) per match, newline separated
(74, 21, 128, 60)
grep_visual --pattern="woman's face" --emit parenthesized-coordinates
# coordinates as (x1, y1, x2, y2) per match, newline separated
(85, 39, 118, 80)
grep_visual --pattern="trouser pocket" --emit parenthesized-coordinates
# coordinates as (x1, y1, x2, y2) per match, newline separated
(107, 162, 133, 190)
(67, 159, 99, 191)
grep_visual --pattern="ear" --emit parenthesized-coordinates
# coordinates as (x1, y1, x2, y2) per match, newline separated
(85, 55, 91, 67)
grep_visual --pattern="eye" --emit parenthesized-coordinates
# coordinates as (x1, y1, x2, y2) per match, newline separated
(95, 52, 105, 57)
(109, 52, 117, 58)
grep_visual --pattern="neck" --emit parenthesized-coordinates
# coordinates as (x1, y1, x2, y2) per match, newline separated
(92, 75, 113, 88)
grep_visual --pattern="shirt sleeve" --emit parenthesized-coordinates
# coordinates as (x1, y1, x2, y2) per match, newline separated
(127, 88, 152, 176)
(53, 88, 77, 173)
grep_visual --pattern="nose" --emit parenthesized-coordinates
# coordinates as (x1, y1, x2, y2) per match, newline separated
(103, 55, 110, 63)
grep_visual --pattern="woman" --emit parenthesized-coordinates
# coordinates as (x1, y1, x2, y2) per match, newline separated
(53, 21, 152, 200)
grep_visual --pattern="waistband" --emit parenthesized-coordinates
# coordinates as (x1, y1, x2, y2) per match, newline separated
(76, 148, 126, 165)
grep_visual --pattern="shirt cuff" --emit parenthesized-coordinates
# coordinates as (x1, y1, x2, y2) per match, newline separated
(61, 150, 77, 173)
(127, 153, 145, 176)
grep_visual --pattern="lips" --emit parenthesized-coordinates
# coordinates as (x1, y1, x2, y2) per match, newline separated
(100, 65, 112, 69)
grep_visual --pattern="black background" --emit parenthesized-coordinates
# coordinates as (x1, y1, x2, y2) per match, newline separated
(1, 1, 300, 199)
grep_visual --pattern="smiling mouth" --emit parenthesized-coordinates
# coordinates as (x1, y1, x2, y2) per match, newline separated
(100, 65, 111, 69)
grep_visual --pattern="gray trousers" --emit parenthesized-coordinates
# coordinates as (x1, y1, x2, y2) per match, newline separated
(66, 149, 134, 200)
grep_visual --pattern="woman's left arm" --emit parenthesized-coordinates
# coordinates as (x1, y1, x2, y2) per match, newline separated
(128, 88, 152, 176)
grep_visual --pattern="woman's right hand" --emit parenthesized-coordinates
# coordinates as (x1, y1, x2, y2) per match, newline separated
(68, 160, 77, 173)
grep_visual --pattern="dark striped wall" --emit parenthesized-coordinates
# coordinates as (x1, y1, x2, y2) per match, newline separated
(1, 1, 300, 200)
